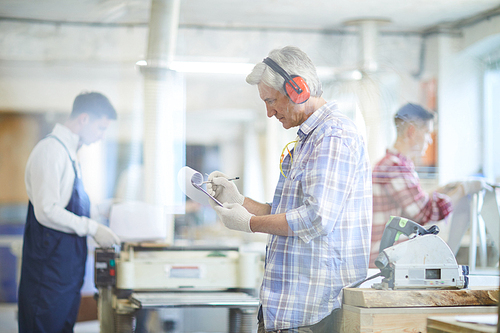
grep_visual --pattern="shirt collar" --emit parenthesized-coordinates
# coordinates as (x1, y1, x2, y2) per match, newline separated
(296, 101, 336, 140)
(386, 147, 414, 167)
(51, 123, 80, 158)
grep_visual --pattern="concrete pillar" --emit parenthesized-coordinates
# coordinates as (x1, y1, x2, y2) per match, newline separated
(141, 0, 185, 243)
(344, 19, 390, 165)
(243, 122, 265, 202)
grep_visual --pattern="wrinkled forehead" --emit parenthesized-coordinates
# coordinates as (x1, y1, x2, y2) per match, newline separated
(258, 82, 287, 99)
(257, 83, 275, 99)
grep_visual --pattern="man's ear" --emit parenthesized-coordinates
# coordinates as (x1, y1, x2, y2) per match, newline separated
(78, 113, 90, 125)
(406, 124, 416, 138)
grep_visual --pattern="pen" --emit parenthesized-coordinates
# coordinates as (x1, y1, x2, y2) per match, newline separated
(202, 177, 240, 184)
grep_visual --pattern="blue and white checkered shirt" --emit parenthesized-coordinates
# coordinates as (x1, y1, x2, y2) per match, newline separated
(261, 101, 372, 331)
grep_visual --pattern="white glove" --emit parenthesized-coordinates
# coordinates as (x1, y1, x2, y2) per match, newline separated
(93, 224, 121, 247)
(207, 171, 244, 205)
(213, 203, 254, 233)
(462, 178, 490, 194)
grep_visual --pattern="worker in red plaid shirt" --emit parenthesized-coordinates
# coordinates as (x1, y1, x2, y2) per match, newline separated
(370, 103, 484, 267)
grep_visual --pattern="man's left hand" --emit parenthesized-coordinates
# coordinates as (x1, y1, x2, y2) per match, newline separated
(213, 202, 254, 233)
(462, 178, 492, 194)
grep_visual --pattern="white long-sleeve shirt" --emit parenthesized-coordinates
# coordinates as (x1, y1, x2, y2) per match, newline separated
(25, 123, 99, 237)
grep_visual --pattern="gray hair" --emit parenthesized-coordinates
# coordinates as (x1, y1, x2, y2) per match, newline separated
(246, 46, 322, 97)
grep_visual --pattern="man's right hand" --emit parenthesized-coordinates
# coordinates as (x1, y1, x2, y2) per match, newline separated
(207, 171, 244, 205)
(93, 224, 121, 248)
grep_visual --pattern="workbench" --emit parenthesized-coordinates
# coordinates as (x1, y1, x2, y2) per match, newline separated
(341, 287, 499, 333)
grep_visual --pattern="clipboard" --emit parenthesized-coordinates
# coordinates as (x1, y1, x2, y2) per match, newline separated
(191, 181, 223, 207)
(178, 166, 225, 207)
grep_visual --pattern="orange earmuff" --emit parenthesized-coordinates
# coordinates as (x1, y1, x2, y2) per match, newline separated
(263, 57, 310, 104)
(285, 76, 310, 104)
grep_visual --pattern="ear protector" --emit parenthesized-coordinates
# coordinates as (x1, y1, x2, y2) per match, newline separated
(263, 57, 310, 104)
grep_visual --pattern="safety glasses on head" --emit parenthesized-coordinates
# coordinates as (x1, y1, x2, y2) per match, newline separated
(263, 57, 310, 104)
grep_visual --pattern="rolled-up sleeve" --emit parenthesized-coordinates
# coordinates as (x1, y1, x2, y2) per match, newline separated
(388, 165, 452, 224)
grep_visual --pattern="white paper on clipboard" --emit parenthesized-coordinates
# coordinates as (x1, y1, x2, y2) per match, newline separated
(177, 166, 222, 207)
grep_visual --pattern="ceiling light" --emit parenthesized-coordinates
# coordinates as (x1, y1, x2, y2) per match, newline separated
(135, 60, 255, 74)
(170, 61, 255, 74)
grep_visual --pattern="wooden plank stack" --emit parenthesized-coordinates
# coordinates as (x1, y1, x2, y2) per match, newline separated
(341, 287, 499, 333)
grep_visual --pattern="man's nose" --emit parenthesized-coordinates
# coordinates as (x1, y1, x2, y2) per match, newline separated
(266, 106, 276, 118)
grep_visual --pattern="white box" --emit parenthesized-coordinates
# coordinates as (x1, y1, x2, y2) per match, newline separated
(109, 201, 172, 242)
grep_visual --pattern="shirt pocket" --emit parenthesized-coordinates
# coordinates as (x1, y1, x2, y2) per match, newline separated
(281, 163, 305, 205)
(288, 162, 305, 181)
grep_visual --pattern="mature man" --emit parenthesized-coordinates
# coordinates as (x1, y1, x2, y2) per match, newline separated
(18, 92, 121, 333)
(370, 103, 482, 267)
(208, 46, 372, 332)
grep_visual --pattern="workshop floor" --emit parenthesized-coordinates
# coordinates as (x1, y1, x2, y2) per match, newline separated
(0, 303, 100, 333)
(0, 303, 236, 332)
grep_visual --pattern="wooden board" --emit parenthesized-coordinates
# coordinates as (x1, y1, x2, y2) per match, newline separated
(341, 304, 497, 333)
(343, 287, 499, 308)
(427, 315, 497, 333)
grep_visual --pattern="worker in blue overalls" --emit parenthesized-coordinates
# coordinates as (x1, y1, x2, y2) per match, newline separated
(18, 92, 121, 333)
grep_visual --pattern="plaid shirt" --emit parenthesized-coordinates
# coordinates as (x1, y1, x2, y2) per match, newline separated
(370, 149, 453, 267)
(261, 101, 372, 331)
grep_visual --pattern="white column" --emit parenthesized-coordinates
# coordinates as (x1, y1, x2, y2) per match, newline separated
(141, 0, 184, 244)
(243, 122, 265, 202)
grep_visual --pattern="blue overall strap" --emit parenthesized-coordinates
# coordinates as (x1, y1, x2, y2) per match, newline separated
(18, 134, 90, 333)
(47, 134, 79, 175)
(43, 135, 91, 217)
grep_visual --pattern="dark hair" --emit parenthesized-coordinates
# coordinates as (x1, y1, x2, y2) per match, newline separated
(70, 92, 117, 120)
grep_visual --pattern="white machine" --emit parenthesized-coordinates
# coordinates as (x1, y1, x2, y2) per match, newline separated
(371, 216, 469, 290)
(373, 234, 469, 290)
(95, 243, 262, 333)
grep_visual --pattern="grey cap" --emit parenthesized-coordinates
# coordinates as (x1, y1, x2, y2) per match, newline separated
(394, 103, 434, 122)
